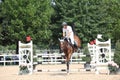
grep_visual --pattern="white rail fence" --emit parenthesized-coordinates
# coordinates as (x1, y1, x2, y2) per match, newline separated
(36, 52, 86, 64)
(0, 49, 115, 66)
(0, 54, 19, 66)
(0, 50, 86, 66)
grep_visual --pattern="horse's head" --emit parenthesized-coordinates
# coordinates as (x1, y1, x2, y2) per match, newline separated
(58, 38, 64, 53)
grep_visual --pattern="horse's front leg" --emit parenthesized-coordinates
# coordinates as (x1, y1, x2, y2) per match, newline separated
(66, 60, 70, 74)
(66, 53, 72, 74)
(65, 55, 69, 73)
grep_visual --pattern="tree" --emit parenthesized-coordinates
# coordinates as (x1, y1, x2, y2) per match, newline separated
(0, 0, 120, 49)
(51, 0, 120, 47)
(0, 0, 53, 46)
(114, 40, 120, 67)
(111, 1, 120, 43)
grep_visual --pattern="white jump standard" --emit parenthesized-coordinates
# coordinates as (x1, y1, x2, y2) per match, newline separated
(88, 34, 112, 74)
(18, 41, 33, 74)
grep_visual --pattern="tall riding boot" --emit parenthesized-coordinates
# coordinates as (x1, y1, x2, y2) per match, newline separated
(68, 38, 72, 45)
(74, 43, 77, 49)
(74, 42, 78, 52)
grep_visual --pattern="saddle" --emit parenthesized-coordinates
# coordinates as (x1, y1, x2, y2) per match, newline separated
(63, 34, 81, 49)
(64, 38, 78, 51)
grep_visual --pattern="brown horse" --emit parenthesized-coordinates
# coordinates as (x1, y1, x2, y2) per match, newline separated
(59, 35, 81, 74)
(74, 35, 81, 50)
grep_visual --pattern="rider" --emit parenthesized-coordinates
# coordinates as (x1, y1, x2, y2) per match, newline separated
(62, 22, 77, 48)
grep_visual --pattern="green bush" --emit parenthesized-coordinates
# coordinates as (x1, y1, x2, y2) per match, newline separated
(0, 45, 16, 54)
(114, 40, 120, 67)
(82, 46, 91, 63)
(7, 44, 16, 50)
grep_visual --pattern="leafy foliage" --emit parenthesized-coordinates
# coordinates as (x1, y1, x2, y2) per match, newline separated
(114, 40, 120, 67)
(0, 0, 53, 46)
(51, 0, 120, 47)
(0, 0, 120, 49)
(82, 46, 91, 63)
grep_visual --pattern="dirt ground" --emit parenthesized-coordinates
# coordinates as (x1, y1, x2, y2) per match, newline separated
(0, 64, 120, 80)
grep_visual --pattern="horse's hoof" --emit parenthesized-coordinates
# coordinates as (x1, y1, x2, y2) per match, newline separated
(67, 70, 69, 75)
(67, 73, 69, 75)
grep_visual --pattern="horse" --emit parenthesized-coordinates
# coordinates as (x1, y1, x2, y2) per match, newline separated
(59, 35, 81, 74)
(74, 35, 81, 50)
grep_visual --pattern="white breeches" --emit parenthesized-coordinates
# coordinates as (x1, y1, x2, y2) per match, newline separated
(69, 33, 74, 44)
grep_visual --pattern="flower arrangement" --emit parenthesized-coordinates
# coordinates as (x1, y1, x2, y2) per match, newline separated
(108, 61, 119, 74)
(19, 64, 29, 75)
(20, 65, 27, 70)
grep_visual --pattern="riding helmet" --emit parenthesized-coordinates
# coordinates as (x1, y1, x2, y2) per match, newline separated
(62, 22, 67, 26)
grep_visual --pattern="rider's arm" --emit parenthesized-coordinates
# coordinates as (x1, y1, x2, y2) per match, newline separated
(62, 28, 66, 37)
(68, 31, 72, 37)
(63, 32, 65, 37)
